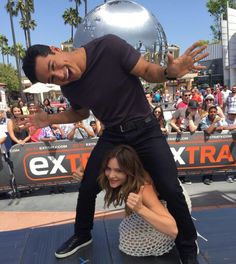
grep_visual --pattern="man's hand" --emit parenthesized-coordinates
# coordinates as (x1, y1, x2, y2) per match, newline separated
(165, 41, 208, 78)
(19, 108, 50, 129)
(126, 185, 145, 213)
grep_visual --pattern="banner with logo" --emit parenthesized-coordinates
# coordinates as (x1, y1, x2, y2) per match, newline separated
(0, 132, 235, 190)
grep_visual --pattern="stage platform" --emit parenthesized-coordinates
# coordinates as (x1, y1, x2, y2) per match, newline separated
(0, 207, 235, 264)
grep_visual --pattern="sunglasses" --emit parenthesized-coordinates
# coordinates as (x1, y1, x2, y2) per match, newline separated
(184, 94, 191, 97)
(206, 99, 214, 102)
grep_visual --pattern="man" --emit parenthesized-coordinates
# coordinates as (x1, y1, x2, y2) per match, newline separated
(175, 90, 192, 109)
(170, 100, 201, 134)
(200, 105, 227, 185)
(226, 85, 236, 115)
(221, 85, 231, 113)
(170, 99, 201, 185)
(22, 34, 207, 264)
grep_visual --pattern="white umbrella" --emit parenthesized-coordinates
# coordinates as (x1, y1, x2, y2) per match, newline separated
(23, 82, 51, 102)
(46, 83, 61, 91)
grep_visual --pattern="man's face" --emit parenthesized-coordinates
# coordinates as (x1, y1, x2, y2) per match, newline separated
(208, 108, 217, 120)
(206, 88, 211, 94)
(35, 49, 82, 85)
(232, 86, 236, 94)
(183, 92, 191, 103)
(145, 93, 152, 103)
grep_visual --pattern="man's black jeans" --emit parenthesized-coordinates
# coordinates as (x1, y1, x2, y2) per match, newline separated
(75, 117, 197, 256)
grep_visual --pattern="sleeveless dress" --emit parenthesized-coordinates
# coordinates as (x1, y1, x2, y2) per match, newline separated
(119, 208, 175, 256)
(119, 182, 191, 257)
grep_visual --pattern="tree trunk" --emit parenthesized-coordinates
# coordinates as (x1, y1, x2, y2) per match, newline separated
(9, 9, 23, 94)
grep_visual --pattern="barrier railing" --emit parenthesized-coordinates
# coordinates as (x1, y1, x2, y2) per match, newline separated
(0, 131, 235, 192)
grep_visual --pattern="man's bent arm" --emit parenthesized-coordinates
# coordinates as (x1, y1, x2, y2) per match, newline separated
(48, 108, 90, 125)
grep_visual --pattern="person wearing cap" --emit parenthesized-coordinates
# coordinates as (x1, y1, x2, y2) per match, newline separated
(201, 94, 225, 119)
(226, 86, 236, 116)
(170, 100, 201, 134)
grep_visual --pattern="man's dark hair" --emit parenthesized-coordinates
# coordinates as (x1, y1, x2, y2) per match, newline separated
(22, 44, 53, 84)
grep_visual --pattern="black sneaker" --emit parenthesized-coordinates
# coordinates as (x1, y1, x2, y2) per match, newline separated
(55, 234, 92, 258)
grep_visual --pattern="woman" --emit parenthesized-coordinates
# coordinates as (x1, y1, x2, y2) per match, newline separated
(201, 94, 224, 119)
(43, 98, 54, 114)
(7, 104, 30, 146)
(153, 105, 168, 135)
(99, 145, 178, 257)
(17, 100, 29, 115)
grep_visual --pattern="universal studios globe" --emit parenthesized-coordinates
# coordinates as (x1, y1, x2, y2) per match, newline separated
(73, 0, 168, 64)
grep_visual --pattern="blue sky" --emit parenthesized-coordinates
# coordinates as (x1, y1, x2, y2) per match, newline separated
(0, 0, 212, 62)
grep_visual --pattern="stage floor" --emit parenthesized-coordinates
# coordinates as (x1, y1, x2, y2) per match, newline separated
(0, 207, 235, 264)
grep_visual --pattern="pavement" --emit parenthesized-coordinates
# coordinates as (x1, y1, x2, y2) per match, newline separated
(0, 173, 235, 232)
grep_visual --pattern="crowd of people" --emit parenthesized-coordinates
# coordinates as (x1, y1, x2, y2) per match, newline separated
(145, 83, 236, 184)
(1, 83, 235, 188)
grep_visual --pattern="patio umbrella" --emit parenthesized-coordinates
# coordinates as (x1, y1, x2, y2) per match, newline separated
(46, 83, 61, 91)
(23, 82, 51, 102)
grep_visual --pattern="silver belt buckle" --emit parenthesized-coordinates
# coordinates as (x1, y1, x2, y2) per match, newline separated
(120, 124, 125, 132)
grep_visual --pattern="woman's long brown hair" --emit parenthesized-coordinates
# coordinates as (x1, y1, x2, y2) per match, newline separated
(98, 145, 151, 215)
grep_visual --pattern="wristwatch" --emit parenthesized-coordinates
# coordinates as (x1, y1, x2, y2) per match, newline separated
(164, 68, 177, 81)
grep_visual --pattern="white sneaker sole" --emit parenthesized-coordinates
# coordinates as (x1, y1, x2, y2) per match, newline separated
(55, 239, 93, 259)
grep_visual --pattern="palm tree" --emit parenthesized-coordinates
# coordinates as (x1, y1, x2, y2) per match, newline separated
(0, 34, 8, 64)
(5, 0, 22, 92)
(14, 43, 26, 69)
(16, 0, 37, 48)
(2, 45, 12, 65)
(62, 7, 82, 41)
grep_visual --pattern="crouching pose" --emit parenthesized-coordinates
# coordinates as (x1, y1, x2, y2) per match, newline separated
(99, 145, 178, 257)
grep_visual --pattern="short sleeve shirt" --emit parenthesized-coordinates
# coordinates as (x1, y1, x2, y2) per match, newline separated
(61, 34, 151, 128)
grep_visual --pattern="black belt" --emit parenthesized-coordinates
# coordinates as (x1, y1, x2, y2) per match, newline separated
(108, 114, 155, 133)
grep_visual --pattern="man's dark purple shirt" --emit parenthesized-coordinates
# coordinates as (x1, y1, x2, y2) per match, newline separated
(61, 34, 151, 128)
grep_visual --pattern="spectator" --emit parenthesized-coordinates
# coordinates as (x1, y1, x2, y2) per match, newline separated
(175, 90, 191, 109)
(191, 87, 203, 106)
(200, 105, 227, 185)
(153, 105, 168, 135)
(153, 90, 162, 104)
(170, 100, 201, 185)
(221, 85, 231, 113)
(17, 99, 29, 115)
(226, 85, 236, 116)
(39, 126, 57, 142)
(0, 130, 7, 156)
(67, 121, 95, 140)
(43, 98, 54, 114)
(7, 105, 30, 146)
(213, 85, 223, 109)
(201, 94, 225, 119)
(28, 102, 44, 142)
(163, 89, 170, 108)
(204, 86, 213, 98)
(89, 120, 103, 137)
(50, 124, 65, 140)
(56, 106, 74, 138)
(99, 145, 178, 257)
(145, 92, 155, 110)
(170, 100, 201, 134)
